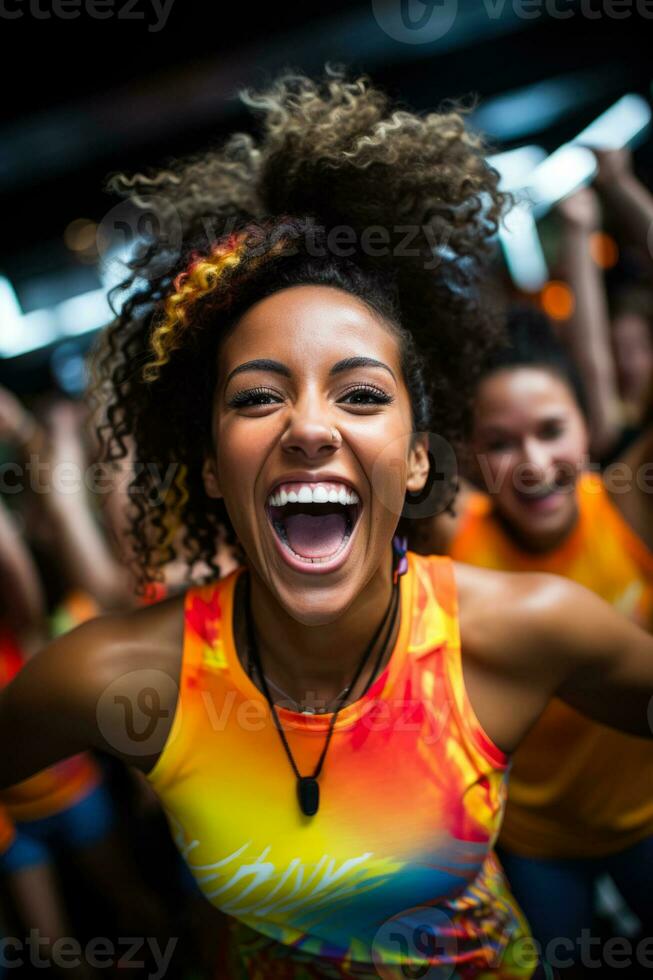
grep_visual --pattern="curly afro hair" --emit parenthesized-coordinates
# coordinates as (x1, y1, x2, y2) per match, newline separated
(91, 69, 507, 586)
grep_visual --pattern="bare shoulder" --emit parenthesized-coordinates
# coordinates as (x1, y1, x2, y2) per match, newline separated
(451, 562, 585, 751)
(24, 593, 186, 703)
(73, 593, 186, 683)
(62, 595, 187, 770)
(0, 594, 186, 786)
(454, 559, 571, 607)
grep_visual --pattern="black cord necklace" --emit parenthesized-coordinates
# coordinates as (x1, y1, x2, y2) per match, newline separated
(244, 573, 400, 817)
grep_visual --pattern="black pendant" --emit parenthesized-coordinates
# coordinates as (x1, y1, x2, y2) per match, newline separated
(297, 777, 319, 816)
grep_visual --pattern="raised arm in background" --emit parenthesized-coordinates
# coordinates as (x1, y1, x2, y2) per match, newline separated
(42, 400, 132, 610)
(0, 496, 45, 649)
(0, 387, 46, 647)
(0, 384, 131, 612)
(594, 147, 653, 271)
(556, 188, 622, 459)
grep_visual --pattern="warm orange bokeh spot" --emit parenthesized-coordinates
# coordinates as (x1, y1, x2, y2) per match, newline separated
(589, 232, 619, 270)
(540, 281, 575, 321)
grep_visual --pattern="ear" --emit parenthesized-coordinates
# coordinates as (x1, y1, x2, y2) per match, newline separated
(202, 456, 223, 500)
(406, 434, 430, 493)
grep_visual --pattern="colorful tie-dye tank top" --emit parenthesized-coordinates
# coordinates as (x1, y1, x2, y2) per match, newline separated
(450, 472, 653, 859)
(146, 552, 535, 978)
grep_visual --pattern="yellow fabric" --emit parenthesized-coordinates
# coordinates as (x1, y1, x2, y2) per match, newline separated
(450, 472, 653, 858)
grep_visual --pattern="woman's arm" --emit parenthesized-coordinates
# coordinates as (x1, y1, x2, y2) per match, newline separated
(458, 564, 653, 753)
(594, 148, 653, 269)
(556, 188, 622, 459)
(0, 387, 132, 612)
(39, 401, 132, 611)
(0, 496, 46, 641)
(549, 576, 653, 736)
(0, 601, 183, 789)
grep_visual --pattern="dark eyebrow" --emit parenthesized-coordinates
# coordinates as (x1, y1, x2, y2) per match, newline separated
(225, 356, 396, 386)
(329, 357, 396, 382)
(225, 359, 291, 386)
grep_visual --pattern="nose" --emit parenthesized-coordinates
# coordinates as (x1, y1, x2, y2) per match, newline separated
(519, 438, 554, 484)
(279, 398, 340, 460)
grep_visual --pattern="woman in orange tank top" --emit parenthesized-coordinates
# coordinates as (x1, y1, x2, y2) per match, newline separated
(412, 307, 653, 961)
(2, 74, 653, 980)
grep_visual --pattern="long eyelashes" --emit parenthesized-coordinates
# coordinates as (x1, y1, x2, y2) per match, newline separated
(228, 387, 281, 408)
(227, 384, 394, 409)
(339, 385, 394, 406)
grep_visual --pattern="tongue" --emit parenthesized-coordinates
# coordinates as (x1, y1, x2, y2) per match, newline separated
(284, 512, 347, 559)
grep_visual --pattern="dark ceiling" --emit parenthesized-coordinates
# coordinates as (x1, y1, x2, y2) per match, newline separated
(0, 0, 651, 285)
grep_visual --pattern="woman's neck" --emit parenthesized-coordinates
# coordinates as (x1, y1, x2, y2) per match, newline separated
(495, 503, 580, 556)
(234, 557, 399, 708)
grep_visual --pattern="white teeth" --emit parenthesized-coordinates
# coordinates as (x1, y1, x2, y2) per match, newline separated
(267, 483, 361, 507)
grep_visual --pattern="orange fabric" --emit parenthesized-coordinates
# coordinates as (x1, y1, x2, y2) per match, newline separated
(0, 804, 15, 855)
(450, 472, 653, 858)
(0, 755, 102, 823)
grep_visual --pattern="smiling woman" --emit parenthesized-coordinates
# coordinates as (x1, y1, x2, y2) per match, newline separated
(3, 70, 653, 980)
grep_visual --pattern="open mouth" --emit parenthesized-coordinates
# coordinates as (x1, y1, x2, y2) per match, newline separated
(266, 482, 361, 566)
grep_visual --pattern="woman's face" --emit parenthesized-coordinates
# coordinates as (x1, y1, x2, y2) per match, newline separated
(205, 284, 428, 625)
(471, 368, 589, 549)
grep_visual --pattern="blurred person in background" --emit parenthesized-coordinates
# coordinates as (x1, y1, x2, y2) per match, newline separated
(0, 494, 107, 980)
(0, 396, 170, 976)
(412, 304, 653, 970)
